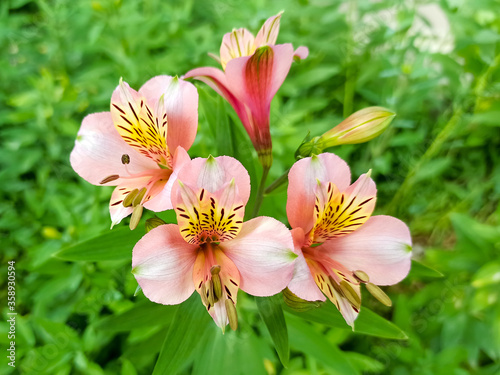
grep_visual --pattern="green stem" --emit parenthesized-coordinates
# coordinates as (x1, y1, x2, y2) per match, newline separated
(264, 167, 290, 195)
(343, 0, 356, 118)
(386, 106, 464, 215)
(251, 165, 270, 218)
(387, 54, 500, 215)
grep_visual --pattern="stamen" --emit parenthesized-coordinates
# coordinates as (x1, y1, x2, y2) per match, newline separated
(121, 154, 130, 164)
(100, 174, 120, 184)
(129, 204, 143, 230)
(123, 188, 139, 207)
(353, 270, 369, 283)
(133, 187, 147, 207)
(206, 279, 215, 306)
(212, 273, 222, 300)
(366, 283, 392, 307)
(200, 283, 209, 306)
(339, 281, 361, 309)
(225, 299, 238, 331)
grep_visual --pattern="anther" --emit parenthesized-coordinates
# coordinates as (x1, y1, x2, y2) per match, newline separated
(129, 204, 143, 230)
(340, 281, 361, 309)
(366, 283, 392, 307)
(123, 189, 139, 207)
(353, 270, 369, 283)
(225, 299, 238, 331)
(200, 284, 209, 305)
(133, 187, 147, 207)
(100, 174, 120, 184)
(211, 269, 222, 301)
(206, 279, 215, 306)
(121, 154, 130, 164)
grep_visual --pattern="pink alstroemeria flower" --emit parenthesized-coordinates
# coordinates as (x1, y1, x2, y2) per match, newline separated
(286, 153, 412, 327)
(70, 76, 198, 228)
(132, 155, 296, 331)
(184, 12, 308, 167)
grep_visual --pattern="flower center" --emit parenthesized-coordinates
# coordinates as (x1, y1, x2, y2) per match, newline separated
(175, 182, 245, 245)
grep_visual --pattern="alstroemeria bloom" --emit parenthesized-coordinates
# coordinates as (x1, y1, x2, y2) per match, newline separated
(184, 13, 308, 167)
(132, 156, 296, 331)
(70, 76, 198, 228)
(286, 153, 412, 327)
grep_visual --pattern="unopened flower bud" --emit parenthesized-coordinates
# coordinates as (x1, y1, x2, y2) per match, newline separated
(145, 217, 167, 233)
(319, 107, 395, 147)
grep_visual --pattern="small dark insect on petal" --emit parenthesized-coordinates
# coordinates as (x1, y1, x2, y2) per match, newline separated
(121, 154, 130, 164)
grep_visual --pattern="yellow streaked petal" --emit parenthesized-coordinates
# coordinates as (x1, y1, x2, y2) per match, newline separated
(175, 182, 245, 245)
(311, 178, 376, 243)
(111, 81, 170, 165)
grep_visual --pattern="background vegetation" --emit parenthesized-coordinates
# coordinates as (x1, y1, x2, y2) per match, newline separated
(1, 0, 499, 374)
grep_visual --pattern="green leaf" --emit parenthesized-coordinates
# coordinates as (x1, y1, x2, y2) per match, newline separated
(55, 227, 143, 261)
(472, 261, 500, 288)
(152, 293, 211, 375)
(285, 302, 407, 340)
(95, 300, 177, 333)
(409, 259, 444, 278)
(287, 315, 360, 375)
(192, 326, 268, 375)
(256, 294, 289, 367)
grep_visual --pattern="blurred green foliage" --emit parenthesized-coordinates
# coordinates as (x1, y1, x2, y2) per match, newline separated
(0, 0, 499, 374)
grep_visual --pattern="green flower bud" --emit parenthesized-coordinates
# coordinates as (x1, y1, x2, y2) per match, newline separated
(319, 106, 395, 147)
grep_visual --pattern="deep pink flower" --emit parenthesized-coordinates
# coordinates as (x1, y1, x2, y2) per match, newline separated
(70, 76, 198, 228)
(286, 153, 412, 327)
(184, 13, 308, 167)
(132, 156, 296, 331)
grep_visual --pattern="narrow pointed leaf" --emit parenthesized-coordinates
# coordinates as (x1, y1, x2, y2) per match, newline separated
(287, 315, 360, 375)
(152, 294, 211, 375)
(256, 294, 289, 367)
(409, 259, 444, 279)
(95, 300, 177, 333)
(284, 302, 407, 339)
(55, 227, 143, 261)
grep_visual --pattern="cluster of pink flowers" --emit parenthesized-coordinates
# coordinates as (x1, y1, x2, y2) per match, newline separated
(71, 13, 412, 332)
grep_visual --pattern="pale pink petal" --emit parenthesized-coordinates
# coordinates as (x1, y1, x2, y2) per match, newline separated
(287, 228, 326, 302)
(209, 299, 229, 330)
(70, 112, 157, 186)
(183, 67, 254, 139)
(174, 155, 251, 204)
(294, 46, 309, 60)
(254, 12, 282, 47)
(144, 146, 190, 212)
(220, 28, 256, 70)
(139, 76, 199, 154)
(287, 153, 351, 233)
(132, 224, 198, 305)
(322, 215, 412, 286)
(222, 217, 296, 296)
